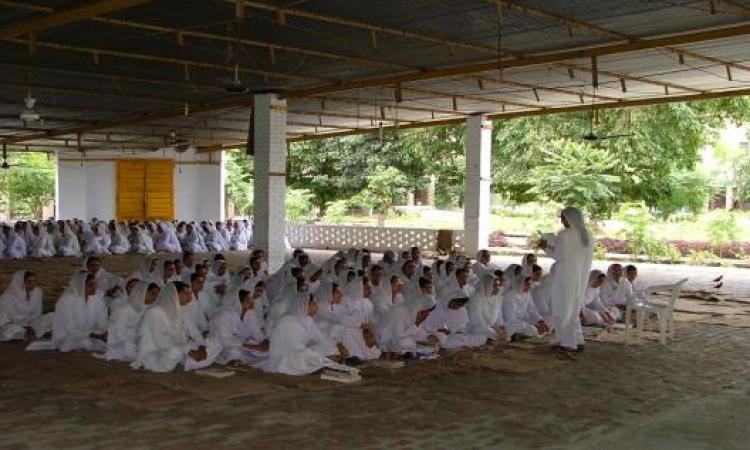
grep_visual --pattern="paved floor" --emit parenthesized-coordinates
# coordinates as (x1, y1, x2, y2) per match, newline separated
(0, 252, 748, 449)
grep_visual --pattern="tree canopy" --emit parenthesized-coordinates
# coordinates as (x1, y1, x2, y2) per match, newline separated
(223, 97, 750, 219)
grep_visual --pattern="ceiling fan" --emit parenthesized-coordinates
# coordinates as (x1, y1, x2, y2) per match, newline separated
(216, 22, 286, 95)
(159, 129, 195, 153)
(579, 107, 633, 143)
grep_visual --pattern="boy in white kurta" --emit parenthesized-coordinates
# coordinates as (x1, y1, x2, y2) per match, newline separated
(0, 271, 52, 341)
(51, 272, 108, 352)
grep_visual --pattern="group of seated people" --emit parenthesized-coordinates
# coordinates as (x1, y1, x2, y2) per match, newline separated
(0, 218, 283, 259)
(0, 246, 647, 376)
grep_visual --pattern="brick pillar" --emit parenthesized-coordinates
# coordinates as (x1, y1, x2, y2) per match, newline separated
(253, 93, 287, 271)
(464, 114, 492, 254)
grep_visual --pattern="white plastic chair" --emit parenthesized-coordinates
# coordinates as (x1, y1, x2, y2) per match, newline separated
(625, 278, 688, 345)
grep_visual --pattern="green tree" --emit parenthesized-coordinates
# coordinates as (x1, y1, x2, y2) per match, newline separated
(224, 150, 254, 215)
(526, 141, 621, 217)
(351, 166, 411, 224)
(0, 153, 55, 219)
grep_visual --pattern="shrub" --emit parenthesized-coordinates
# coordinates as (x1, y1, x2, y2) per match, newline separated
(286, 189, 315, 223)
(322, 199, 350, 225)
(706, 212, 740, 257)
(597, 238, 630, 254)
(488, 230, 509, 247)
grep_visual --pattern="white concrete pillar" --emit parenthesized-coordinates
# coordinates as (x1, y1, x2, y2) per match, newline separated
(253, 93, 287, 271)
(464, 114, 492, 254)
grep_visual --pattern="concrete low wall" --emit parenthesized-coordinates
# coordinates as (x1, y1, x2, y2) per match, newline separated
(286, 223, 465, 252)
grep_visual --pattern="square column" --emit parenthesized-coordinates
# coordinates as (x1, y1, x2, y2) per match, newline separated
(253, 93, 287, 271)
(464, 114, 492, 254)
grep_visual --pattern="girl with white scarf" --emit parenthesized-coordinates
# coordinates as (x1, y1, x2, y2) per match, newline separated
(376, 291, 438, 355)
(57, 222, 81, 257)
(467, 272, 507, 343)
(580, 270, 616, 326)
(502, 274, 549, 340)
(108, 222, 131, 255)
(154, 222, 182, 253)
(322, 279, 380, 361)
(599, 263, 633, 308)
(0, 271, 52, 341)
(51, 272, 108, 352)
(98, 282, 159, 361)
(210, 286, 268, 365)
(182, 223, 208, 253)
(229, 222, 249, 251)
(203, 222, 228, 252)
(6, 224, 27, 259)
(262, 292, 345, 375)
(81, 223, 106, 255)
(131, 282, 220, 372)
(424, 287, 487, 348)
(29, 225, 56, 258)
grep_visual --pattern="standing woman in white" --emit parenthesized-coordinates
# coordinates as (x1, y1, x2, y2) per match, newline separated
(539, 207, 594, 354)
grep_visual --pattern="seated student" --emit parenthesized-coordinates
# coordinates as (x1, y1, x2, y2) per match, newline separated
(81, 223, 106, 255)
(29, 225, 56, 258)
(229, 222, 249, 251)
(152, 260, 179, 288)
(624, 265, 646, 301)
(599, 263, 632, 309)
(153, 222, 182, 253)
(425, 283, 487, 349)
(130, 225, 155, 254)
(502, 274, 550, 340)
(57, 222, 81, 257)
(521, 253, 538, 277)
(338, 278, 380, 361)
(267, 273, 308, 332)
(262, 292, 347, 375)
(580, 270, 616, 326)
(82, 256, 123, 297)
(472, 249, 496, 277)
(376, 289, 439, 357)
(210, 288, 269, 366)
(530, 264, 544, 286)
(367, 266, 389, 324)
(51, 273, 108, 352)
(438, 267, 475, 300)
(131, 282, 220, 372)
(467, 272, 507, 343)
(108, 278, 141, 310)
(6, 223, 27, 259)
(108, 222, 131, 255)
(98, 282, 160, 361)
(0, 271, 53, 341)
(182, 224, 208, 253)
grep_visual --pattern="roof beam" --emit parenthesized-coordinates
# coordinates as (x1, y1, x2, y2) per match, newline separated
(0, 1, 410, 72)
(0, 0, 155, 39)
(235, 0, 502, 56)
(403, 86, 542, 110)
(556, 62, 704, 94)
(281, 22, 750, 99)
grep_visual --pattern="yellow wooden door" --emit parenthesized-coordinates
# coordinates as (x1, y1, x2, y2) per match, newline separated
(144, 159, 174, 221)
(116, 160, 146, 221)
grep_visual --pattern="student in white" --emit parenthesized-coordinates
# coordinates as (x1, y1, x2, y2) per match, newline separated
(108, 222, 131, 255)
(51, 272, 108, 352)
(131, 282, 220, 372)
(99, 282, 160, 361)
(599, 264, 632, 308)
(0, 271, 52, 341)
(424, 285, 487, 349)
(57, 222, 81, 257)
(376, 289, 438, 355)
(29, 225, 56, 258)
(580, 270, 617, 326)
(624, 265, 646, 301)
(6, 224, 27, 259)
(467, 272, 507, 343)
(502, 274, 550, 339)
(209, 286, 269, 365)
(262, 292, 344, 375)
(81, 256, 123, 296)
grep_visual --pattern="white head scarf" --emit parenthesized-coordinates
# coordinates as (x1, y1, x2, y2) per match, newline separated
(129, 281, 151, 313)
(468, 273, 502, 326)
(153, 282, 181, 322)
(0, 270, 42, 320)
(562, 206, 591, 247)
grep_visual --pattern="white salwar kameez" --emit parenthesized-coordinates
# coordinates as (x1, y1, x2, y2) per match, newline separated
(466, 273, 505, 343)
(544, 207, 594, 350)
(376, 294, 437, 354)
(51, 273, 108, 352)
(424, 287, 486, 348)
(209, 305, 267, 366)
(261, 293, 341, 375)
(6, 231, 27, 259)
(503, 275, 544, 338)
(30, 229, 56, 258)
(98, 282, 150, 361)
(0, 271, 52, 340)
(57, 224, 81, 257)
(131, 283, 220, 372)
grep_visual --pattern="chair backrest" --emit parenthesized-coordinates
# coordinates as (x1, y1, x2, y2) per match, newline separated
(644, 278, 688, 309)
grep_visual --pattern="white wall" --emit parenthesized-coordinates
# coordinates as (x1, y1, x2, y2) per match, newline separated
(56, 149, 224, 222)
